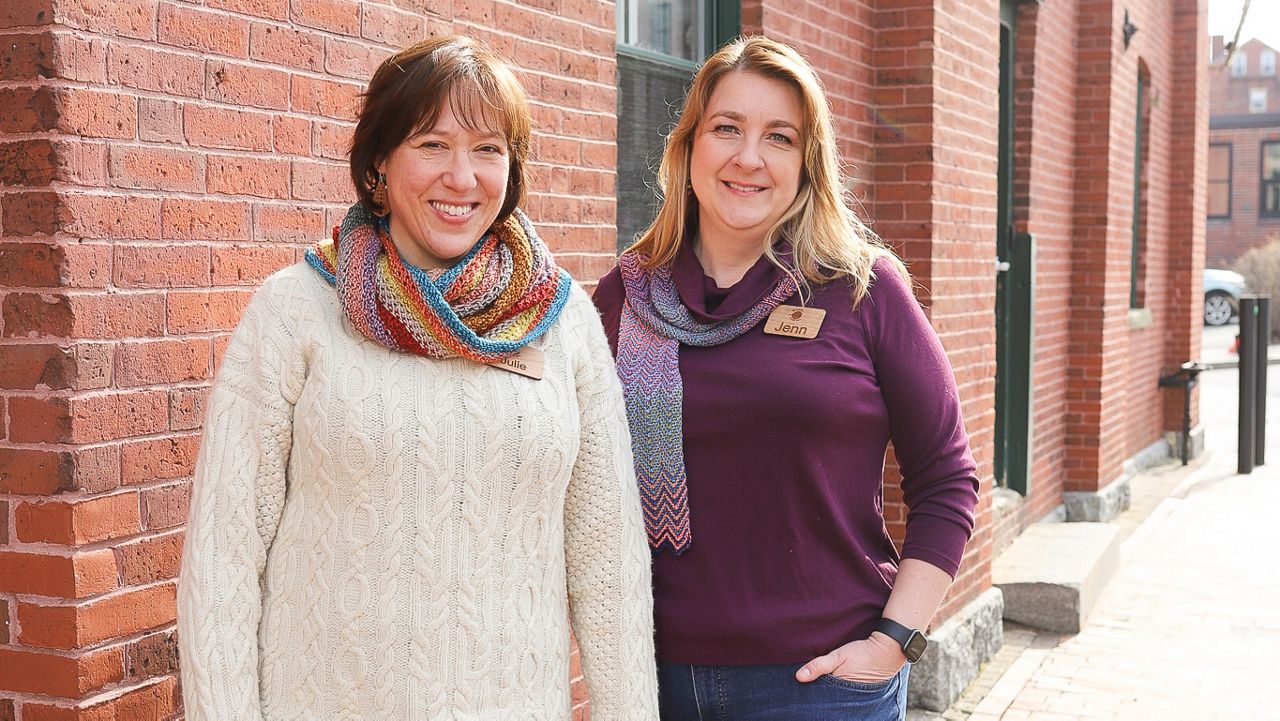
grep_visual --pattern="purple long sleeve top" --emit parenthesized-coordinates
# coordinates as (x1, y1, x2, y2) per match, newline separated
(593, 243, 980, 665)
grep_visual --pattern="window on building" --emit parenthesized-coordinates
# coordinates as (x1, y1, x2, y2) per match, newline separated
(1131, 64, 1151, 309)
(1250, 87, 1268, 113)
(1208, 144, 1232, 219)
(615, 1, 738, 251)
(618, 0, 705, 61)
(1262, 50, 1277, 76)
(1231, 52, 1248, 76)
(1263, 142, 1280, 218)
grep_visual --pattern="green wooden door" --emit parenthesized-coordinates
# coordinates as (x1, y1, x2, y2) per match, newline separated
(995, 0, 1034, 494)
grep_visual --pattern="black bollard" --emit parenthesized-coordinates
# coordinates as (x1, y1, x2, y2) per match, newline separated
(1239, 296, 1258, 475)
(1255, 296, 1269, 467)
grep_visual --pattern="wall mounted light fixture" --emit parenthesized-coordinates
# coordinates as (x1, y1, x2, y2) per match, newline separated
(1123, 10, 1139, 49)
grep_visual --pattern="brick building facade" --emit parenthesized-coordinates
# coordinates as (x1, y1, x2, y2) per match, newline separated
(0, 0, 1205, 718)
(1206, 36, 1280, 267)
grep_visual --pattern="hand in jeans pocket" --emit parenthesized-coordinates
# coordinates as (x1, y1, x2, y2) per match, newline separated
(795, 632, 907, 684)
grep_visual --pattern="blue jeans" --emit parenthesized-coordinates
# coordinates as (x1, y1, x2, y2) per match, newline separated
(657, 662, 909, 720)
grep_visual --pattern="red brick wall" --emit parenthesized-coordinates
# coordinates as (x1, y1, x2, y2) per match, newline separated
(1164, 0, 1207, 437)
(0, 1, 616, 718)
(1103, 0, 1207, 470)
(989, 0, 1206, 546)
(1205, 126, 1280, 266)
(1063, 0, 1125, 494)
(1121, 0, 1177, 466)
(1007, 0, 1077, 533)
(902, 0, 1001, 623)
(1061, 0, 1201, 493)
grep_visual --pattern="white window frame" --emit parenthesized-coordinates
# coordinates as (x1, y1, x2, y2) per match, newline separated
(617, 0, 708, 63)
(1250, 87, 1268, 113)
(1262, 51, 1277, 76)
(1232, 52, 1248, 77)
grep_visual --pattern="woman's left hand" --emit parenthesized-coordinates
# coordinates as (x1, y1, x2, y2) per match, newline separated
(794, 632, 906, 684)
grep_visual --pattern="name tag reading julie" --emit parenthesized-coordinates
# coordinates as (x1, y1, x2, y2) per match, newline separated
(487, 345, 545, 380)
(763, 305, 826, 339)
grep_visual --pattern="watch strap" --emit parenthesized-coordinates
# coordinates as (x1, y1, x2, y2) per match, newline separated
(874, 617, 927, 663)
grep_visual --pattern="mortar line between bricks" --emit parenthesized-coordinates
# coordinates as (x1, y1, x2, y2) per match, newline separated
(0, 24, 52, 33)
(31, 618, 181, 655)
(1, 601, 156, 637)
(22, 169, 346, 190)
(30, 182, 346, 202)
(0, 281, 288, 293)
(524, 106, 617, 119)
(0, 336, 226, 349)
(0, 672, 172, 708)
(3, 527, 186, 559)
(3, 478, 190, 506)
(0, 287, 268, 298)
(97, 139, 340, 161)
(11, 577, 175, 609)
(0, 426, 207, 446)
(63, 21, 408, 56)
(452, 18, 614, 34)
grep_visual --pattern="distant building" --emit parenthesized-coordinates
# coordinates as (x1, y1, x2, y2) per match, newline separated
(1206, 36, 1280, 266)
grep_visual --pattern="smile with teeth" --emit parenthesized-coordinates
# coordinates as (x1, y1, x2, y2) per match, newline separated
(724, 181, 766, 193)
(430, 201, 476, 217)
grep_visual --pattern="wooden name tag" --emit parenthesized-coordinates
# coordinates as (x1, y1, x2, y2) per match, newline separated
(763, 305, 826, 339)
(487, 346, 545, 380)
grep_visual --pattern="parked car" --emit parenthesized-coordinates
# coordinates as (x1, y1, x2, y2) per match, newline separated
(1203, 268, 1246, 326)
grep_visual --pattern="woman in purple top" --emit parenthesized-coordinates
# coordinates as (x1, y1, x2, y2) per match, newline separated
(594, 36, 980, 720)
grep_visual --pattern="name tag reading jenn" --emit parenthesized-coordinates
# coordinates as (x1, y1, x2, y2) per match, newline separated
(763, 305, 826, 339)
(487, 346, 545, 380)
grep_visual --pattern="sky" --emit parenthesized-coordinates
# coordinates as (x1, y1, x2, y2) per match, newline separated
(1208, 0, 1280, 52)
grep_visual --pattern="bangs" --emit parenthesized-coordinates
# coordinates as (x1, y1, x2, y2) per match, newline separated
(409, 74, 516, 142)
(449, 79, 511, 137)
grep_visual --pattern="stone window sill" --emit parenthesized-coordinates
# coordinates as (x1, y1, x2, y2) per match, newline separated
(1129, 308, 1154, 329)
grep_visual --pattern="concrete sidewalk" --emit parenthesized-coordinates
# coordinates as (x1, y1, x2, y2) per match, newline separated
(911, 364, 1280, 720)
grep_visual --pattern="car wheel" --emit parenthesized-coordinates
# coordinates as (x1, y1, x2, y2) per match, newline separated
(1204, 291, 1234, 326)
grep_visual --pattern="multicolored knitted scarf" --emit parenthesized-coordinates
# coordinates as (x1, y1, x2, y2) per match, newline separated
(616, 251, 797, 555)
(305, 203, 571, 363)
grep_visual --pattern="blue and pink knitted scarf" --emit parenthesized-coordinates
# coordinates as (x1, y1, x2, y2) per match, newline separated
(616, 250, 797, 555)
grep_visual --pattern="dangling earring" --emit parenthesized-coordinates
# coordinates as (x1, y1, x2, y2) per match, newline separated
(372, 171, 389, 217)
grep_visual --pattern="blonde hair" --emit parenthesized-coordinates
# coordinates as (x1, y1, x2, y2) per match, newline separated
(627, 35, 907, 306)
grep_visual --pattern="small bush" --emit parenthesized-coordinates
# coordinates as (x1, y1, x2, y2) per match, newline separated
(1231, 234, 1280, 338)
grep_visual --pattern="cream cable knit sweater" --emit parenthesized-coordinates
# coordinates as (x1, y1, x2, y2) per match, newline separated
(178, 263, 658, 720)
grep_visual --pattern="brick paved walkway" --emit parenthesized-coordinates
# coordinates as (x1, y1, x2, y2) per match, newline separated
(913, 364, 1280, 720)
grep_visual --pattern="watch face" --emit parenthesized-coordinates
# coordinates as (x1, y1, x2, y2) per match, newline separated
(904, 632, 928, 663)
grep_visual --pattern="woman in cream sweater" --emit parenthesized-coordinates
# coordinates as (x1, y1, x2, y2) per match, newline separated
(177, 35, 658, 720)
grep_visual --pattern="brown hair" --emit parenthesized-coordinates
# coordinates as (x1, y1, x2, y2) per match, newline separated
(349, 35, 532, 222)
(628, 36, 906, 305)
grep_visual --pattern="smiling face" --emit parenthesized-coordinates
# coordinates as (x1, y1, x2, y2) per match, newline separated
(378, 93, 510, 270)
(689, 70, 805, 252)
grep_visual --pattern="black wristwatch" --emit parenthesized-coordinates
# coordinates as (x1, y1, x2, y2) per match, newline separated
(874, 617, 929, 663)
